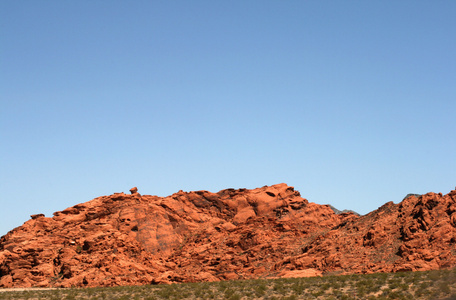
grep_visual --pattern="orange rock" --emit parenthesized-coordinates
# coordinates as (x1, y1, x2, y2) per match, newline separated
(1, 184, 455, 288)
(279, 269, 322, 278)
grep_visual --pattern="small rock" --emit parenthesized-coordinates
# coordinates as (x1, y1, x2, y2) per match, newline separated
(130, 187, 138, 194)
(30, 214, 45, 219)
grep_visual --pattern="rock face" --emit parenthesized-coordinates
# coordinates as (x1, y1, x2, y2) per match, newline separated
(0, 184, 455, 288)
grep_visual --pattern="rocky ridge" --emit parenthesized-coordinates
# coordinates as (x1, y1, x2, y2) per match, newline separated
(0, 184, 455, 288)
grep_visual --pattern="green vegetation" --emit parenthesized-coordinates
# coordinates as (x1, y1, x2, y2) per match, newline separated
(1, 268, 455, 299)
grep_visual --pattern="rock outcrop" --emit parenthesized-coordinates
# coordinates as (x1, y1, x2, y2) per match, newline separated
(0, 184, 455, 288)
(327, 204, 360, 216)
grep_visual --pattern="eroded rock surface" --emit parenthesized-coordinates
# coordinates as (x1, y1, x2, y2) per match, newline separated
(0, 184, 455, 288)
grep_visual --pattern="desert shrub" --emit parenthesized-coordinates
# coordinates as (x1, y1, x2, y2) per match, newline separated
(438, 281, 451, 294)
(312, 289, 325, 297)
(321, 282, 331, 290)
(223, 287, 235, 298)
(253, 283, 267, 297)
(398, 282, 409, 291)
(428, 270, 442, 281)
(273, 282, 286, 293)
(227, 292, 242, 300)
(291, 283, 305, 294)
(386, 290, 409, 300)
(357, 286, 369, 297)
(3, 268, 456, 299)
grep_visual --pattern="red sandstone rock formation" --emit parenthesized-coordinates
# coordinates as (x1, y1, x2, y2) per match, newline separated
(0, 184, 455, 288)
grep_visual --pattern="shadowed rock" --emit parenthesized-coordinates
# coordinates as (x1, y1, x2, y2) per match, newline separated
(327, 205, 360, 216)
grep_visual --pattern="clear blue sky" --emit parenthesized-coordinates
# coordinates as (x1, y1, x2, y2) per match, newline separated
(1, 1, 455, 236)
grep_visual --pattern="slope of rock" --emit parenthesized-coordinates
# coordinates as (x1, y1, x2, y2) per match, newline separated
(0, 184, 455, 288)
(274, 191, 456, 275)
